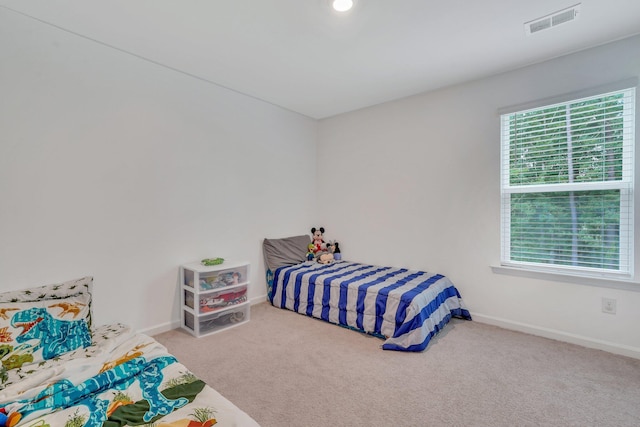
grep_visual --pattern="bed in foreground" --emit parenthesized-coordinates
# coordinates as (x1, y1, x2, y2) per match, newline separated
(263, 235, 472, 352)
(0, 277, 259, 427)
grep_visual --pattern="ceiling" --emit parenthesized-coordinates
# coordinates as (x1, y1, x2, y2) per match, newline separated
(2, 0, 640, 119)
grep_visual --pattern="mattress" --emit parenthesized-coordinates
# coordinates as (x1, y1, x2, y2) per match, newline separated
(269, 260, 471, 352)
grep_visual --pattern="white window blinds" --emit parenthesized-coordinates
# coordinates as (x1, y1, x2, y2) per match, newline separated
(500, 87, 635, 277)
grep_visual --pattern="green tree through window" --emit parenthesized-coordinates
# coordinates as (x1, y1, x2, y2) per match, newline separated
(501, 88, 635, 276)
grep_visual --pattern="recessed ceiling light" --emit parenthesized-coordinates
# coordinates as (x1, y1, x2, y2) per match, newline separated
(332, 0, 354, 12)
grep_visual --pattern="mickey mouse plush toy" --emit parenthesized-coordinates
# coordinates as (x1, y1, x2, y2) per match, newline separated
(311, 227, 327, 254)
(311, 227, 336, 264)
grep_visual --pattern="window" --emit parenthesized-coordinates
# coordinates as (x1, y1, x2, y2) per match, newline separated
(500, 87, 635, 278)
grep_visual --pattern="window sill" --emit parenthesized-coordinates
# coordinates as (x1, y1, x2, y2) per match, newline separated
(490, 265, 640, 292)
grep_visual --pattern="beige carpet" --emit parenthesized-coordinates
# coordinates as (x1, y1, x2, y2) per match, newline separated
(154, 302, 640, 427)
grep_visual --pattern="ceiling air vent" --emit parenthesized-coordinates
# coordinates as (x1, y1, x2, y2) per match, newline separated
(525, 3, 581, 35)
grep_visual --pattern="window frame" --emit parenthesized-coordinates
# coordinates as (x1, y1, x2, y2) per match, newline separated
(499, 84, 636, 280)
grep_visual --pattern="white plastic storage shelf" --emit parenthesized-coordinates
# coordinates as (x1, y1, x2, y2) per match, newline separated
(180, 261, 250, 337)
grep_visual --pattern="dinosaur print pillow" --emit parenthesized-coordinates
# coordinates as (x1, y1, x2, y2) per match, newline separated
(0, 276, 92, 303)
(0, 276, 93, 329)
(0, 292, 92, 371)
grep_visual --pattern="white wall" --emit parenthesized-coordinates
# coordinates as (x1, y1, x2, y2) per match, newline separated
(0, 10, 317, 333)
(318, 35, 640, 358)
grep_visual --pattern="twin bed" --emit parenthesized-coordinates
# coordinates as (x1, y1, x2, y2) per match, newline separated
(0, 277, 259, 427)
(263, 235, 471, 352)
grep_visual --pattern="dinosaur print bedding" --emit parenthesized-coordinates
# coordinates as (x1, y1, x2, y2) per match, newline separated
(0, 278, 260, 427)
(0, 323, 259, 426)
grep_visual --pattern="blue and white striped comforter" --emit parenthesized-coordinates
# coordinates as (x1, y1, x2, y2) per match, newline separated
(269, 261, 471, 352)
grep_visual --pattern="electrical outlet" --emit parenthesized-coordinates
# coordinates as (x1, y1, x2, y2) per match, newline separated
(602, 297, 617, 315)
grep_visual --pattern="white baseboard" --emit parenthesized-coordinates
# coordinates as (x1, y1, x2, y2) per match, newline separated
(139, 320, 180, 337)
(140, 295, 269, 337)
(250, 294, 269, 305)
(472, 312, 640, 360)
